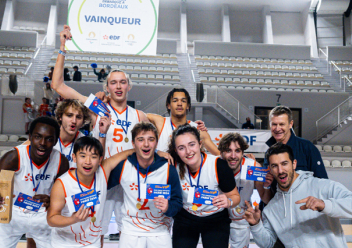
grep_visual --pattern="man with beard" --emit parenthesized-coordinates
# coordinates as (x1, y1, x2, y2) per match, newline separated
(244, 142, 352, 248)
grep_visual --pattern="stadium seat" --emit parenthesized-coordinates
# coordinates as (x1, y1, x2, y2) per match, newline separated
(0, 135, 8, 142)
(344, 146, 352, 152)
(342, 160, 352, 167)
(315, 145, 323, 152)
(331, 160, 342, 167)
(323, 160, 331, 167)
(9, 135, 19, 142)
(323, 145, 332, 152)
(333, 146, 343, 152)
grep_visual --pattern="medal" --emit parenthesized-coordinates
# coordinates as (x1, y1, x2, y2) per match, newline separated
(192, 205, 198, 211)
(59, 135, 76, 162)
(91, 216, 96, 223)
(29, 146, 50, 195)
(136, 202, 142, 210)
(66, 155, 71, 161)
(109, 103, 129, 143)
(124, 137, 129, 143)
(236, 206, 241, 213)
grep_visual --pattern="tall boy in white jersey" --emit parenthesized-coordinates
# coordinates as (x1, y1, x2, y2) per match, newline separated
(51, 25, 150, 240)
(47, 135, 134, 248)
(107, 122, 183, 248)
(218, 132, 266, 248)
(0, 117, 69, 248)
(147, 88, 218, 155)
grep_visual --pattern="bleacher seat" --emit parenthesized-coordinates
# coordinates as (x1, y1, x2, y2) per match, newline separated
(343, 146, 352, 152)
(331, 160, 342, 167)
(333, 145, 343, 152)
(315, 145, 323, 152)
(323, 160, 331, 167)
(342, 160, 352, 168)
(9, 135, 19, 142)
(0, 135, 8, 142)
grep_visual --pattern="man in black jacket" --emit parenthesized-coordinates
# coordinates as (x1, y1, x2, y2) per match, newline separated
(72, 65, 82, 81)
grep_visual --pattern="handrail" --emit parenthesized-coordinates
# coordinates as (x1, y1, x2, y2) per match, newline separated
(319, 48, 328, 60)
(329, 61, 342, 87)
(343, 75, 352, 86)
(316, 96, 352, 123)
(25, 35, 48, 76)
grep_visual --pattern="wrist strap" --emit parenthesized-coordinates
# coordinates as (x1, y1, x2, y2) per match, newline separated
(58, 50, 66, 57)
(263, 186, 271, 190)
(228, 198, 233, 208)
(99, 132, 106, 138)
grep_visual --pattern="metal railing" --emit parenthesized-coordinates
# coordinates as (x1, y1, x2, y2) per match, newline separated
(141, 92, 169, 116)
(316, 96, 352, 141)
(342, 76, 352, 92)
(329, 61, 342, 87)
(25, 35, 47, 77)
(206, 87, 263, 129)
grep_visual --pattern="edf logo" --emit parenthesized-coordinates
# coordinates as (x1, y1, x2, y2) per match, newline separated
(192, 185, 208, 189)
(35, 174, 51, 180)
(109, 35, 120, 40)
(243, 136, 257, 146)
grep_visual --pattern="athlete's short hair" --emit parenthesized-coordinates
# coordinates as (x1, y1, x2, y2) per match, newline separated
(131, 122, 159, 143)
(73, 136, 103, 157)
(269, 105, 293, 122)
(55, 99, 90, 126)
(165, 88, 191, 115)
(218, 132, 249, 154)
(168, 124, 202, 179)
(106, 69, 132, 88)
(265, 142, 295, 164)
(29, 116, 60, 142)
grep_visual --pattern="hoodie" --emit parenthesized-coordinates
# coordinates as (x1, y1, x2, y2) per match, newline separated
(250, 170, 352, 248)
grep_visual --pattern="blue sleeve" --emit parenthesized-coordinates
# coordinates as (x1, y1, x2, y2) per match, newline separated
(107, 160, 125, 189)
(308, 144, 328, 179)
(164, 165, 183, 217)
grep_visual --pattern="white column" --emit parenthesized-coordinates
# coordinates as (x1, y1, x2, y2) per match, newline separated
(1, 0, 15, 30)
(221, 4, 231, 42)
(180, 2, 187, 53)
(262, 5, 273, 44)
(46, 5, 57, 46)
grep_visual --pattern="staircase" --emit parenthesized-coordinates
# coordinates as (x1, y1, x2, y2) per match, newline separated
(316, 14, 343, 50)
(317, 116, 352, 145)
(176, 53, 197, 101)
(26, 46, 55, 80)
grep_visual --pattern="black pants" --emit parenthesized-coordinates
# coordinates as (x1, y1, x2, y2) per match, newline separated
(172, 215, 230, 248)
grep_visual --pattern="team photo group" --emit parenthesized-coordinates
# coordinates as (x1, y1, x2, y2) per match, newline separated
(1, 25, 352, 248)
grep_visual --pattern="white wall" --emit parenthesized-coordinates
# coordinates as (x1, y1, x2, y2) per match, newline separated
(187, 9, 222, 42)
(14, 1, 51, 27)
(158, 7, 180, 40)
(272, 12, 305, 45)
(229, 10, 263, 43)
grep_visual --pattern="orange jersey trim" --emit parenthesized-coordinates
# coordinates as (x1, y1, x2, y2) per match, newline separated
(68, 168, 95, 189)
(60, 132, 79, 148)
(159, 118, 166, 138)
(57, 178, 67, 197)
(136, 109, 140, 122)
(26, 145, 51, 169)
(110, 103, 127, 115)
(190, 153, 207, 179)
(215, 157, 219, 184)
(14, 147, 20, 172)
(100, 164, 108, 184)
(56, 154, 62, 175)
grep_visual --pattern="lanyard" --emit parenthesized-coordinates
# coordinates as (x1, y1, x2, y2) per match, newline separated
(75, 169, 96, 214)
(109, 103, 128, 135)
(58, 134, 76, 161)
(170, 118, 175, 131)
(29, 146, 50, 194)
(187, 154, 203, 188)
(136, 160, 154, 200)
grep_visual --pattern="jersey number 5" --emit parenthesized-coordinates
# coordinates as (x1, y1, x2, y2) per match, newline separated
(113, 128, 124, 143)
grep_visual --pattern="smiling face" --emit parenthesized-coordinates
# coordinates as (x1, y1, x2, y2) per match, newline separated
(270, 114, 293, 144)
(269, 152, 298, 192)
(221, 141, 244, 174)
(132, 130, 157, 167)
(73, 147, 102, 178)
(168, 92, 190, 118)
(29, 123, 57, 162)
(174, 132, 202, 171)
(106, 71, 131, 104)
(60, 106, 84, 137)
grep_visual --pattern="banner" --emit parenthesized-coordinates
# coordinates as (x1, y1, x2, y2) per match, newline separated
(66, 0, 159, 55)
(208, 129, 271, 153)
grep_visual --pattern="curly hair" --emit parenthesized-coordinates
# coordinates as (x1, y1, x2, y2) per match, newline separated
(55, 99, 91, 126)
(217, 132, 249, 154)
(167, 124, 202, 180)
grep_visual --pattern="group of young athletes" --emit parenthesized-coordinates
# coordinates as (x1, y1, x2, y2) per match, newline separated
(2, 24, 352, 248)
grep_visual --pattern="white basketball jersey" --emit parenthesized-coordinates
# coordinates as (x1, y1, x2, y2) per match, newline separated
(119, 160, 172, 236)
(92, 104, 140, 159)
(53, 132, 85, 168)
(51, 167, 107, 247)
(177, 153, 223, 217)
(229, 157, 256, 228)
(157, 118, 197, 152)
(14, 145, 62, 212)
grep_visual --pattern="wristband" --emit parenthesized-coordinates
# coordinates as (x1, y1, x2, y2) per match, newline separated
(99, 132, 106, 138)
(263, 186, 271, 190)
(58, 50, 66, 57)
(228, 198, 233, 208)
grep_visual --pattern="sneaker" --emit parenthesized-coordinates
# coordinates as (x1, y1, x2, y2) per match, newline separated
(109, 233, 120, 240)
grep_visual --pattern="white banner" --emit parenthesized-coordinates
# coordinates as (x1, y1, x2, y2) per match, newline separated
(66, 0, 159, 55)
(208, 129, 271, 153)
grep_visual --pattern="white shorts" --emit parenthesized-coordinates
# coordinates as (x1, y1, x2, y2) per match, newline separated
(119, 233, 172, 248)
(229, 226, 250, 248)
(0, 208, 52, 248)
(101, 185, 123, 234)
(24, 113, 29, 123)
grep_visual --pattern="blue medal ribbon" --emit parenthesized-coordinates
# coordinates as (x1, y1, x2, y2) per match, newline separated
(75, 169, 96, 216)
(136, 159, 155, 201)
(187, 153, 203, 188)
(109, 103, 129, 136)
(58, 134, 76, 162)
(29, 146, 50, 194)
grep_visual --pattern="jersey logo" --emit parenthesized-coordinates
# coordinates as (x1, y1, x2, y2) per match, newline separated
(130, 183, 138, 190)
(24, 173, 32, 181)
(214, 134, 223, 146)
(111, 119, 132, 127)
(182, 183, 190, 191)
(35, 174, 51, 180)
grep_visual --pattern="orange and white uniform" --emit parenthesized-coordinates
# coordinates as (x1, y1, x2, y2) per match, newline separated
(51, 167, 107, 248)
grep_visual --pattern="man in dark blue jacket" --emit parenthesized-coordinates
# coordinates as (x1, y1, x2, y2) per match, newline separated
(259, 105, 328, 248)
(107, 122, 182, 248)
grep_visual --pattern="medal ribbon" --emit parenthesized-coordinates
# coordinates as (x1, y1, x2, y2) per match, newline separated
(58, 134, 76, 161)
(170, 119, 175, 131)
(29, 146, 50, 193)
(136, 159, 155, 201)
(109, 103, 129, 136)
(187, 153, 203, 188)
(75, 169, 96, 216)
